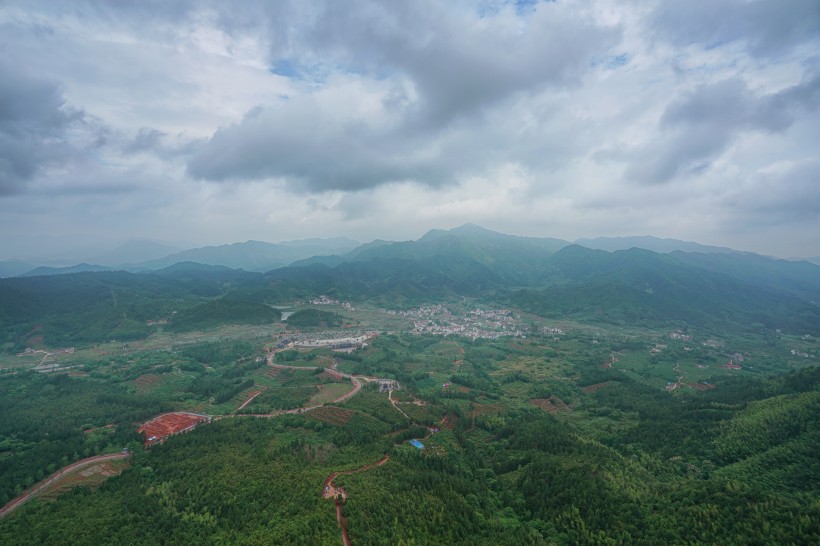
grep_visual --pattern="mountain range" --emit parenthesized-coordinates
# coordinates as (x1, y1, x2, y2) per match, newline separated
(7, 225, 820, 279)
(1, 224, 818, 347)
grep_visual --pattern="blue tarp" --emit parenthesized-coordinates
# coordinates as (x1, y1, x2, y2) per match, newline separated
(409, 439, 424, 449)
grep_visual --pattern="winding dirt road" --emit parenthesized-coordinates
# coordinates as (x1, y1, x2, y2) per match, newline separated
(2, 349, 378, 525)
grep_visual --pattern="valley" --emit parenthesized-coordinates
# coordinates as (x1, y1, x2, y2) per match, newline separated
(0, 226, 818, 544)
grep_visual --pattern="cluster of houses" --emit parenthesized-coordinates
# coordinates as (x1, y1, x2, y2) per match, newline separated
(307, 296, 356, 311)
(289, 331, 379, 352)
(19, 346, 74, 356)
(310, 296, 340, 305)
(407, 306, 525, 339)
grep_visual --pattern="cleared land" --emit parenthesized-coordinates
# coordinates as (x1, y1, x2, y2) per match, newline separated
(137, 412, 210, 446)
(530, 396, 571, 414)
(0, 453, 130, 519)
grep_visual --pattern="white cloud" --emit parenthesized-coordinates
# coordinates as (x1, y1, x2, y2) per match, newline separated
(0, 0, 818, 259)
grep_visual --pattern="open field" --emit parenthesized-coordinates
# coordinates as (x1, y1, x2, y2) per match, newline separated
(310, 382, 356, 405)
(38, 459, 130, 501)
(0, 453, 131, 519)
(307, 406, 355, 426)
(1, 291, 817, 545)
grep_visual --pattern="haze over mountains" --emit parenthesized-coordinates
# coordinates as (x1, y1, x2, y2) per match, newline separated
(1, 224, 818, 350)
(2, 238, 361, 277)
(4, 224, 819, 279)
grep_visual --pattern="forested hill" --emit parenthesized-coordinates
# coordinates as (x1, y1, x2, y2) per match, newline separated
(0, 339, 816, 544)
(270, 239, 820, 334)
(0, 266, 268, 350)
(126, 238, 360, 272)
(2, 227, 820, 349)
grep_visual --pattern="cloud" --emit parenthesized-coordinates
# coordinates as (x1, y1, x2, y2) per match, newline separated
(186, 79, 455, 191)
(726, 159, 820, 224)
(650, 0, 820, 57)
(124, 128, 168, 155)
(625, 68, 820, 185)
(1, 1, 819, 259)
(306, 1, 620, 126)
(186, 1, 621, 191)
(0, 62, 81, 195)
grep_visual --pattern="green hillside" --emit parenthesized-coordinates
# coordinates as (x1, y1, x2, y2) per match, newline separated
(1, 352, 816, 544)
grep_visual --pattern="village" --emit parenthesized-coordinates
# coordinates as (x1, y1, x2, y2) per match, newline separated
(387, 305, 525, 339)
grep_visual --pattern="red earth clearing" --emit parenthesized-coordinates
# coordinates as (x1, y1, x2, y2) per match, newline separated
(138, 412, 209, 446)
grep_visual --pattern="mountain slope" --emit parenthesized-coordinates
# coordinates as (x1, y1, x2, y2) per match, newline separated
(129, 238, 360, 272)
(575, 235, 740, 255)
(347, 224, 569, 284)
(513, 247, 820, 333)
(21, 263, 112, 277)
(0, 260, 35, 278)
(87, 240, 184, 267)
(670, 251, 820, 299)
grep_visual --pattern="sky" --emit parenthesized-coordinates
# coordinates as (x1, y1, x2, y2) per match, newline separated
(1, 0, 819, 260)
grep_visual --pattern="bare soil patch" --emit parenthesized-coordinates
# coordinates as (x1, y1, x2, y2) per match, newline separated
(308, 406, 354, 426)
(133, 374, 162, 394)
(530, 396, 571, 414)
(582, 381, 613, 394)
(138, 412, 209, 445)
(439, 414, 458, 431)
(236, 388, 265, 411)
(470, 403, 506, 417)
(40, 460, 129, 500)
(684, 382, 715, 391)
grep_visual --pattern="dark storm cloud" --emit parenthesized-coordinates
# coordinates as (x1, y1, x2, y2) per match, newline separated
(0, 62, 80, 195)
(187, 1, 620, 190)
(626, 67, 820, 185)
(651, 0, 820, 57)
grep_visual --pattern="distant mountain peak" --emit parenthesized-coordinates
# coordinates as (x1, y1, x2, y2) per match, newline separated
(575, 236, 740, 255)
(21, 263, 111, 277)
(451, 223, 495, 234)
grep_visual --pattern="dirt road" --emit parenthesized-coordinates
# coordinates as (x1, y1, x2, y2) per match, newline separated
(0, 452, 130, 519)
(236, 388, 266, 411)
(323, 454, 390, 546)
(388, 388, 410, 419)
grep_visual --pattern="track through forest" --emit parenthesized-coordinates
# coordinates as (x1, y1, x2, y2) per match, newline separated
(323, 454, 391, 546)
(1, 352, 371, 518)
(2, 349, 388, 542)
